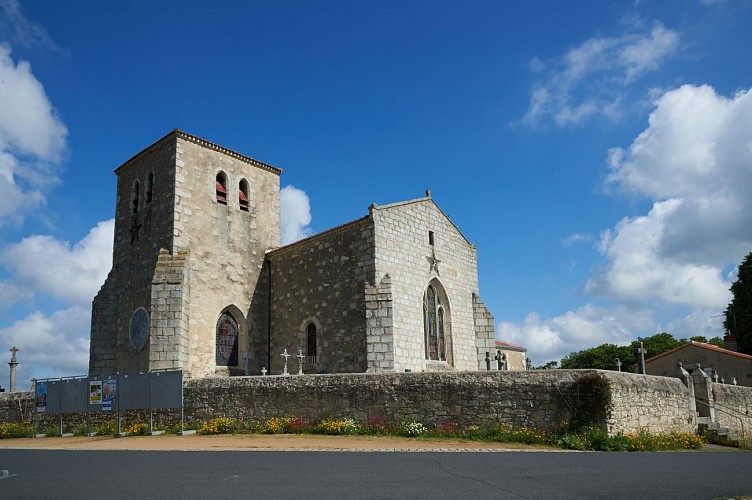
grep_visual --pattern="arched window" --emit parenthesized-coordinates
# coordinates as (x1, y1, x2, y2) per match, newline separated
(424, 282, 450, 362)
(131, 180, 140, 214)
(216, 312, 238, 366)
(145, 172, 154, 203)
(306, 323, 317, 363)
(216, 172, 228, 204)
(239, 179, 249, 211)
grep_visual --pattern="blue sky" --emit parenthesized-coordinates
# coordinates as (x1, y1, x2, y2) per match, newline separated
(1, 0, 751, 388)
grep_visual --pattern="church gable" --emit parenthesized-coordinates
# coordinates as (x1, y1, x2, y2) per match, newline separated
(369, 194, 481, 372)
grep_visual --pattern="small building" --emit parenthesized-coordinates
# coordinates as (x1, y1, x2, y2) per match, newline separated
(493, 340, 528, 370)
(645, 340, 752, 387)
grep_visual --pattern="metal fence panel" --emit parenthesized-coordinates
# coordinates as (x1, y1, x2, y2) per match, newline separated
(60, 377, 88, 413)
(118, 372, 150, 410)
(150, 371, 183, 409)
(45, 380, 62, 414)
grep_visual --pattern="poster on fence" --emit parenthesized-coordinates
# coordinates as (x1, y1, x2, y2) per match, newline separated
(89, 381, 102, 405)
(102, 379, 117, 412)
(35, 383, 47, 414)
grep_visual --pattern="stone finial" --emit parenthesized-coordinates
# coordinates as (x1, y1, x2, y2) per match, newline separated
(425, 188, 432, 198)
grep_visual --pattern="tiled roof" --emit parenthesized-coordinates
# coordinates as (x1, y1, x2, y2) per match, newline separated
(495, 340, 527, 352)
(645, 340, 752, 364)
(116, 129, 282, 175)
(266, 216, 371, 256)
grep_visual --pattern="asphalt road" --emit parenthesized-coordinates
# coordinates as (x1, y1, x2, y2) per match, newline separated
(1, 449, 750, 499)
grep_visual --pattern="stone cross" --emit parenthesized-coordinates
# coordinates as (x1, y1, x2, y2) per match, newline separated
(297, 349, 305, 375)
(8, 346, 18, 393)
(484, 351, 491, 371)
(281, 349, 291, 376)
(494, 351, 506, 370)
(261, 367, 267, 376)
(613, 358, 622, 372)
(243, 352, 252, 376)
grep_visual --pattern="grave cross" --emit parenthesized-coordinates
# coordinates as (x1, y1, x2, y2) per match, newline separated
(494, 351, 506, 371)
(261, 367, 267, 377)
(281, 349, 291, 376)
(297, 349, 305, 375)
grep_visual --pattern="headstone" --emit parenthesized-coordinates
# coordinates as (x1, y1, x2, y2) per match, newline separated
(280, 349, 291, 376)
(296, 349, 305, 375)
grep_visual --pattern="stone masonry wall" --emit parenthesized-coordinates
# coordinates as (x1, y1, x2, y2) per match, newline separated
(267, 219, 374, 374)
(709, 383, 752, 437)
(149, 249, 191, 372)
(371, 197, 480, 372)
(90, 133, 177, 374)
(172, 134, 281, 378)
(1, 371, 741, 438)
(472, 294, 496, 370)
(183, 371, 589, 430)
(605, 372, 696, 435)
(365, 274, 394, 371)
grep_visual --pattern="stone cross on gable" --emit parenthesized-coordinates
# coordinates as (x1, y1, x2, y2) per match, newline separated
(297, 349, 305, 375)
(281, 349, 291, 376)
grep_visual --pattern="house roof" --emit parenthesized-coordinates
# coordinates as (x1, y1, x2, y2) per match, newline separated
(645, 341, 752, 364)
(115, 129, 283, 176)
(495, 340, 527, 352)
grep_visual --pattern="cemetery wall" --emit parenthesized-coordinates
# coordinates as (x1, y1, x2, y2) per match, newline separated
(605, 372, 696, 435)
(708, 383, 752, 436)
(1, 370, 747, 437)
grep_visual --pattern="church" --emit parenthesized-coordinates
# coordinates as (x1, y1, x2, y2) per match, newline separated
(88, 130, 524, 378)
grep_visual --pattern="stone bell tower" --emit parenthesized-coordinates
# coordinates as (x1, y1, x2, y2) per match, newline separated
(89, 130, 281, 378)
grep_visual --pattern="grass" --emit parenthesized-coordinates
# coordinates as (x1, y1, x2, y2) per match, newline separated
(0, 417, 708, 451)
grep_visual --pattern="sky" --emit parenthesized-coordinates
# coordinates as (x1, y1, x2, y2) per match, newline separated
(0, 0, 751, 389)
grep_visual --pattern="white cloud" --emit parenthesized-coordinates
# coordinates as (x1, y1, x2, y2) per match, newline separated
(0, 307, 90, 389)
(0, 219, 114, 307)
(0, 0, 58, 50)
(0, 44, 67, 225)
(280, 185, 312, 245)
(499, 304, 654, 364)
(592, 85, 752, 307)
(522, 22, 679, 126)
(505, 84, 751, 363)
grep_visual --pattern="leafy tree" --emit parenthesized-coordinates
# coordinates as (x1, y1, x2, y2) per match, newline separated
(636, 332, 683, 359)
(725, 251, 752, 354)
(689, 335, 724, 347)
(560, 344, 632, 370)
(558, 332, 717, 370)
(535, 360, 559, 370)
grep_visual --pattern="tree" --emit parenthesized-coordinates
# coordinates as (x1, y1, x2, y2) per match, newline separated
(560, 344, 632, 370)
(725, 251, 752, 354)
(637, 332, 683, 358)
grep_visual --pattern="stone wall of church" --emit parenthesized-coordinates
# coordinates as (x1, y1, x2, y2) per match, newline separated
(149, 249, 191, 372)
(172, 135, 281, 378)
(267, 219, 375, 374)
(472, 294, 497, 370)
(371, 198, 480, 372)
(90, 135, 177, 375)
